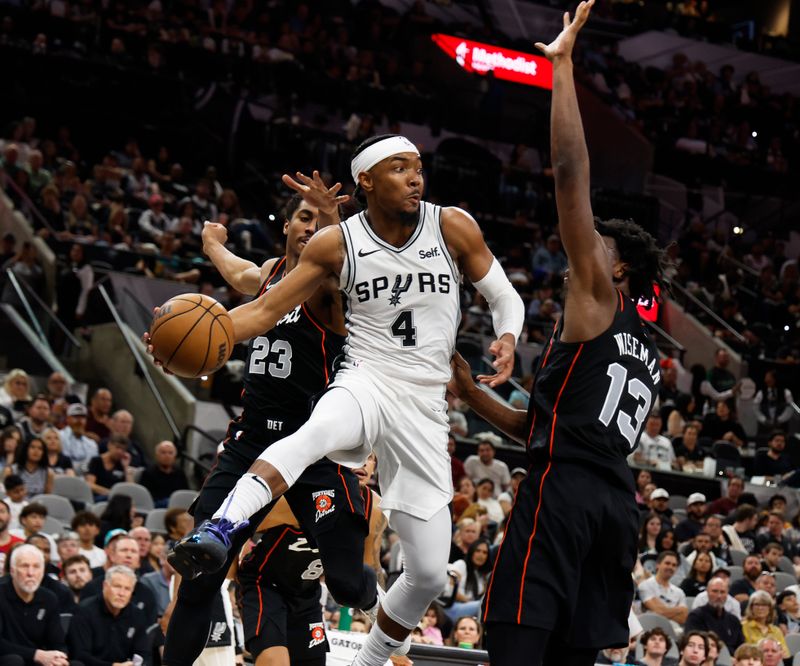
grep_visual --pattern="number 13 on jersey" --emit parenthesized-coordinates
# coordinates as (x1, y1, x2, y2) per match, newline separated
(598, 362, 653, 449)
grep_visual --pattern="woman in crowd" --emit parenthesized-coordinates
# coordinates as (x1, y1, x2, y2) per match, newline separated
(639, 513, 665, 574)
(447, 616, 482, 650)
(0, 369, 33, 419)
(703, 399, 747, 448)
(96, 493, 134, 546)
(741, 591, 789, 658)
(147, 532, 166, 572)
(42, 426, 74, 476)
(6, 436, 54, 497)
(0, 426, 21, 475)
(667, 393, 698, 438)
(419, 604, 445, 646)
(442, 539, 492, 621)
(635, 469, 653, 505)
(680, 551, 714, 597)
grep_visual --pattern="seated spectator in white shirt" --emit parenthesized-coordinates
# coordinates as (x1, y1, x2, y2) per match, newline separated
(58, 403, 98, 476)
(463, 433, 510, 497)
(638, 550, 689, 628)
(70, 510, 107, 569)
(475, 479, 504, 524)
(633, 413, 676, 469)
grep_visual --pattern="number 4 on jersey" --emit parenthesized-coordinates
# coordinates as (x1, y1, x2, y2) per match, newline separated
(598, 362, 653, 449)
(391, 310, 417, 347)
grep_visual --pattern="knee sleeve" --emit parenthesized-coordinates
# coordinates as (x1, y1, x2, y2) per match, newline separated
(316, 512, 376, 609)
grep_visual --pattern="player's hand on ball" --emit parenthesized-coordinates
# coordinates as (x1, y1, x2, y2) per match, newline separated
(534, 0, 594, 62)
(282, 169, 349, 215)
(477, 334, 516, 388)
(142, 327, 173, 375)
(448, 352, 476, 399)
(202, 221, 229, 250)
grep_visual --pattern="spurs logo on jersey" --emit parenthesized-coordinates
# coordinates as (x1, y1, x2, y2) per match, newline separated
(338, 202, 460, 385)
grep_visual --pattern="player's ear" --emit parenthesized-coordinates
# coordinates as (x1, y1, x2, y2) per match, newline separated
(283, 221, 289, 236)
(613, 260, 629, 281)
(358, 172, 373, 195)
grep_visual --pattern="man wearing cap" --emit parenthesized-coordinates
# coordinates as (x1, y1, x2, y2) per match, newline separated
(464, 433, 511, 498)
(137, 192, 173, 244)
(58, 404, 98, 476)
(649, 488, 676, 528)
(675, 493, 707, 543)
(498, 467, 527, 515)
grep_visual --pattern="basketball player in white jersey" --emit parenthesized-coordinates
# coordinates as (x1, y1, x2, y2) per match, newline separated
(169, 134, 525, 665)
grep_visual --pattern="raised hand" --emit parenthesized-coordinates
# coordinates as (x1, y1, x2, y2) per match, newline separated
(202, 221, 229, 250)
(281, 170, 349, 215)
(477, 334, 516, 388)
(534, 0, 594, 62)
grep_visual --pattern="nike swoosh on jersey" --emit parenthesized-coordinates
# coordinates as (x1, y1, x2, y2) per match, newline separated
(358, 248, 381, 257)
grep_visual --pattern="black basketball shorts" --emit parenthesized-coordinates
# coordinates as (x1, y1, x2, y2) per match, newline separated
(481, 460, 639, 649)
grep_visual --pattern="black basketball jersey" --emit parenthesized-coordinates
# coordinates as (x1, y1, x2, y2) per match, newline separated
(526, 291, 661, 488)
(239, 525, 323, 598)
(234, 257, 345, 435)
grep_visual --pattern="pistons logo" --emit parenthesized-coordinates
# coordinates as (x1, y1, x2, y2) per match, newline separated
(308, 622, 326, 648)
(312, 489, 335, 522)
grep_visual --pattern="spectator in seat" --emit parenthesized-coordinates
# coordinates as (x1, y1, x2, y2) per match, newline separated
(637, 627, 673, 666)
(740, 591, 789, 658)
(756, 637, 783, 666)
(447, 434, 466, 487)
(635, 413, 676, 468)
(6, 437, 54, 497)
(753, 432, 792, 480)
(701, 349, 738, 406)
(42, 427, 74, 477)
(100, 410, 146, 469)
(68, 565, 153, 666)
(61, 554, 93, 604)
(681, 551, 714, 597)
(137, 193, 173, 245)
(163, 508, 193, 544)
(685, 576, 744, 653)
(55, 245, 93, 343)
(777, 590, 800, 634)
(731, 644, 763, 666)
(138, 441, 188, 508)
(677, 630, 708, 666)
(25, 534, 74, 613)
(704, 514, 732, 564)
(498, 467, 526, 516)
(723, 505, 759, 554)
(756, 512, 793, 557)
(649, 488, 676, 528)
(446, 616, 482, 649)
(44, 373, 79, 428)
(474, 478, 503, 524)
(708, 477, 744, 517)
(97, 496, 134, 548)
(84, 435, 134, 500)
(667, 393, 698, 439)
(674, 424, 706, 471)
(55, 531, 80, 565)
(140, 551, 173, 616)
(178, 178, 217, 223)
(441, 539, 490, 621)
(693, 569, 742, 619)
(10, 504, 54, 553)
(0, 499, 23, 574)
(463, 433, 510, 497)
(676, 493, 707, 543)
(731, 555, 763, 602)
(84, 389, 112, 444)
(3, 475, 28, 530)
(128, 527, 154, 575)
(446, 396, 468, 438)
(70, 512, 105, 569)
(703, 400, 747, 449)
(753, 370, 793, 435)
(59, 404, 98, 476)
(16, 395, 51, 443)
(638, 551, 690, 629)
(0, 369, 32, 421)
(81, 534, 157, 624)
(0, 544, 70, 666)
(448, 517, 481, 564)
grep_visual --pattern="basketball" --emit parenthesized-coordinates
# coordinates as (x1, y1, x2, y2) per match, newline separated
(148, 293, 235, 378)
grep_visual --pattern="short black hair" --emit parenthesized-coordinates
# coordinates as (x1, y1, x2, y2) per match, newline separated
(3, 474, 24, 492)
(279, 193, 305, 224)
(594, 217, 668, 304)
(734, 504, 757, 522)
(71, 510, 100, 529)
(656, 549, 679, 565)
(20, 503, 47, 519)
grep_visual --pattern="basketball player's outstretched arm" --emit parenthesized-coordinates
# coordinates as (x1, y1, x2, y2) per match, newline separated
(442, 207, 525, 387)
(281, 169, 349, 229)
(535, 0, 617, 339)
(202, 222, 274, 296)
(448, 352, 528, 443)
(227, 226, 344, 341)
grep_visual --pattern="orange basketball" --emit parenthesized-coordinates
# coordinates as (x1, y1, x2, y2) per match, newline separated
(149, 293, 234, 378)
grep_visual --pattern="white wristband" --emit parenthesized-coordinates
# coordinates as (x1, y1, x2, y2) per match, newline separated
(472, 258, 525, 341)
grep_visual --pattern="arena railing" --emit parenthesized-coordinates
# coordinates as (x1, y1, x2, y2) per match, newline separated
(406, 643, 489, 665)
(667, 279, 746, 345)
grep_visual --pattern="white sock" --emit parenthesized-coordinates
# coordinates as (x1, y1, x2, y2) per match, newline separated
(212, 473, 272, 524)
(352, 622, 406, 666)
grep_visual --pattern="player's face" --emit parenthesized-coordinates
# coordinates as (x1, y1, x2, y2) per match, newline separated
(284, 201, 319, 257)
(363, 153, 423, 223)
(354, 455, 377, 487)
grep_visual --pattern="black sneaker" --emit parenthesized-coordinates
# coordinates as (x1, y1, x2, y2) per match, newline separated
(167, 517, 249, 579)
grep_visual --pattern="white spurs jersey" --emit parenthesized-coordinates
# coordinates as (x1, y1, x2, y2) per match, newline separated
(338, 201, 460, 386)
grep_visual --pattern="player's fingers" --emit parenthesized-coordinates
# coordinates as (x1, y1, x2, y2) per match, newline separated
(295, 171, 315, 185)
(280, 173, 304, 192)
(334, 195, 350, 204)
(563, 11, 570, 28)
(329, 182, 342, 195)
(534, 42, 547, 53)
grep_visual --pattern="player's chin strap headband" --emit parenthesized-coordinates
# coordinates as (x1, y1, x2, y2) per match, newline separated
(350, 136, 420, 184)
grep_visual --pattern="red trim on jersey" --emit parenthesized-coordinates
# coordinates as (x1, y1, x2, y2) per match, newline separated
(515, 343, 584, 624)
(301, 303, 329, 385)
(258, 257, 286, 296)
(618, 290, 624, 311)
(337, 466, 355, 513)
(525, 337, 554, 446)
(254, 525, 298, 634)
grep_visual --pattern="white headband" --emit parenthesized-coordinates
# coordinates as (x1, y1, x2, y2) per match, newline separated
(350, 136, 420, 184)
